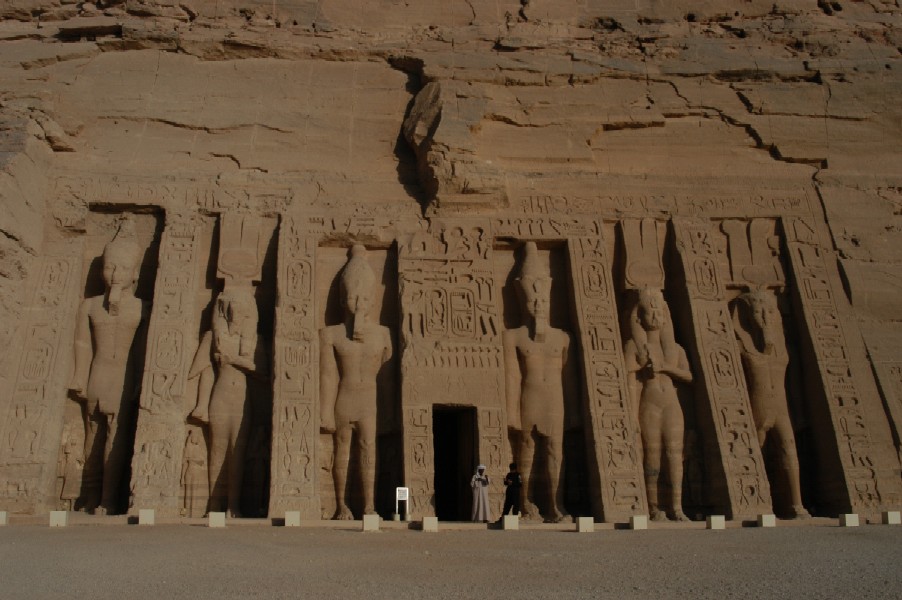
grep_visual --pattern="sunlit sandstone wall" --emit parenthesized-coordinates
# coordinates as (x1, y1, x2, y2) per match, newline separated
(0, 0, 900, 520)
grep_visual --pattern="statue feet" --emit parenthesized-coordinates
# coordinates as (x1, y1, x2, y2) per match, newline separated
(650, 509, 668, 522)
(520, 502, 542, 522)
(789, 505, 811, 519)
(93, 506, 108, 516)
(547, 510, 571, 524)
(228, 510, 243, 519)
(671, 509, 690, 522)
(334, 505, 354, 520)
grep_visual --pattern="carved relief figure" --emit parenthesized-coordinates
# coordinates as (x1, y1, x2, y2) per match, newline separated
(623, 288, 693, 521)
(503, 242, 571, 522)
(180, 428, 206, 517)
(732, 289, 810, 518)
(320, 244, 393, 519)
(59, 423, 84, 510)
(188, 287, 263, 518)
(69, 218, 148, 514)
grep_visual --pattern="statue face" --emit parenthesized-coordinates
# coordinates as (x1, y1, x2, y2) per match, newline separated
(746, 292, 778, 337)
(522, 278, 551, 321)
(343, 284, 372, 319)
(102, 251, 137, 290)
(638, 293, 664, 331)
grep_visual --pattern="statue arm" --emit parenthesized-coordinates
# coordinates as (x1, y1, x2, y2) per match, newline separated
(188, 331, 213, 380)
(69, 300, 92, 398)
(319, 329, 338, 433)
(503, 330, 522, 431)
(661, 347, 693, 384)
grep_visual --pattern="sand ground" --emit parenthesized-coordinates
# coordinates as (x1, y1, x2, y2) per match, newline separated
(0, 521, 900, 599)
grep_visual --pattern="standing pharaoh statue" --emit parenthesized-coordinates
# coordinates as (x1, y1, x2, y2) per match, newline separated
(732, 289, 810, 518)
(320, 244, 393, 519)
(188, 287, 263, 517)
(503, 242, 571, 522)
(69, 217, 148, 514)
(623, 288, 693, 521)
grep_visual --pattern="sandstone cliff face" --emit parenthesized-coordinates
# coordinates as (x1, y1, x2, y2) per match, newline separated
(0, 1, 899, 518)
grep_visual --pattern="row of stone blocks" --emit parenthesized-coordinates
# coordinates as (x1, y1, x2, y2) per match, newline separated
(13, 510, 902, 528)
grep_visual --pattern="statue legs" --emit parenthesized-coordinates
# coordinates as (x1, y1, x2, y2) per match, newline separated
(518, 431, 541, 521)
(641, 404, 687, 521)
(762, 420, 810, 519)
(99, 410, 133, 514)
(333, 419, 377, 519)
(82, 407, 104, 512)
(208, 399, 249, 518)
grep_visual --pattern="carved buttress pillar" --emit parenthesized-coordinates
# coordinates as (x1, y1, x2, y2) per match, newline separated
(672, 217, 772, 519)
(269, 215, 320, 518)
(568, 235, 647, 521)
(129, 212, 201, 516)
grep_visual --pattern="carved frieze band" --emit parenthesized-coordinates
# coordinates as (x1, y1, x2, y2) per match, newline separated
(129, 212, 200, 514)
(0, 243, 81, 511)
(672, 218, 772, 518)
(269, 215, 320, 517)
(567, 234, 647, 521)
(783, 217, 884, 510)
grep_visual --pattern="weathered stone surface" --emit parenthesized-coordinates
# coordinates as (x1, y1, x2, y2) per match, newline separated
(0, 2, 900, 524)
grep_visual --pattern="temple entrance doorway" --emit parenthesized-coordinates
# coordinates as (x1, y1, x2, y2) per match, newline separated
(432, 406, 478, 521)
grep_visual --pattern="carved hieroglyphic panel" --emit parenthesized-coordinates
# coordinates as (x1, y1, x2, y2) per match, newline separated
(0, 244, 81, 512)
(568, 231, 647, 521)
(269, 215, 320, 518)
(672, 218, 772, 519)
(398, 218, 505, 517)
(783, 217, 901, 511)
(129, 213, 201, 515)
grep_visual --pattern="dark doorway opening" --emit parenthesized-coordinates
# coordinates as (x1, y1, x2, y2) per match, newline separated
(433, 406, 477, 521)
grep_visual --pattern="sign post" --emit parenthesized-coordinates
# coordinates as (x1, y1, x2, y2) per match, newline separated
(394, 487, 410, 522)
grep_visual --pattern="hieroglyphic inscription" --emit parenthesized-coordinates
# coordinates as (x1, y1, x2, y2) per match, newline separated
(783, 217, 893, 510)
(519, 189, 811, 218)
(0, 247, 81, 512)
(269, 215, 320, 518)
(129, 212, 200, 516)
(398, 219, 505, 517)
(567, 232, 647, 521)
(672, 218, 772, 519)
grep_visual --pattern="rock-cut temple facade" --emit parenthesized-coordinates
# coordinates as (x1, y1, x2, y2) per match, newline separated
(1, 0, 901, 523)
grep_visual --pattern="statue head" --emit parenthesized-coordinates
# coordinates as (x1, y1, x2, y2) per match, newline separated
(637, 287, 665, 332)
(736, 289, 781, 351)
(340, 244, 376, 339)
(102, 217, 141, 314)
(516, 241, 552, 326)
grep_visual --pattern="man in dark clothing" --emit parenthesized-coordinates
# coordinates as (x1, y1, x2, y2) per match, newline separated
(502, 463, 522, 516)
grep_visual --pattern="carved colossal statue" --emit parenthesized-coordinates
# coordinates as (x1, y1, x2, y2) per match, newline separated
(320, 244, 393, 519)
(69, 218, 148, 514)
(623, 287, 693, 521)
(503, 241, 571, 522)
(188, 287, 263, 518)
(733, 289, 810, 518)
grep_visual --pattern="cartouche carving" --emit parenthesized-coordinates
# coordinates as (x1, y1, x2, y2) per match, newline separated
(320, 244, 393, 519)
(503, 242, 571, 522)
(733, 289, 810, 518)
(623, 288, 693, 521)
(69, 217, 148, 514)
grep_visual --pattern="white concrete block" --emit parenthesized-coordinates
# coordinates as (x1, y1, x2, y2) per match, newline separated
(208, 512, 226, 528)
(284, 511, 301, 527)
(138, 509, 155, 526)
(839, 513, 859, 527)
(881, 511, 901, 525)
(0, 511, 8, 526)
(706, 515, 726, 530)
(629, 515, 648, 530)
(502, 515, 519, 531)
(422, 516, 439, 532)
(49, 511, 68, 527)
(362, 514, 380, 532)
(757, 514, 776, 528)
(576, 516, 594, 533)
